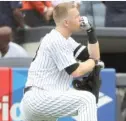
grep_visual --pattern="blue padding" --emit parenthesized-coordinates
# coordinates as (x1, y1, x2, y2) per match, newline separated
(98, 68, 116, 121)
(12, 68, 28, 103)
(11, 68, 116, 121)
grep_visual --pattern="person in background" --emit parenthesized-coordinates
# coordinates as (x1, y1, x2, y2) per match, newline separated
(103, 1, 126, 27)
(0, 1, 28, 44)
(21, 1, 54, 27)
(0, 26, 28, 58)
(0, 1, 25, 29)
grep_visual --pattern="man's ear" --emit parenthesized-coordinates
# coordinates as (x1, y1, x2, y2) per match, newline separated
(64, 19, 69, 27)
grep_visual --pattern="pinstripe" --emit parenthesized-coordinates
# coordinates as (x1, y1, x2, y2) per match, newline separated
(21, 88, 97, 121)
(20, 29, 97, 121)
(68, 37, 81, 51)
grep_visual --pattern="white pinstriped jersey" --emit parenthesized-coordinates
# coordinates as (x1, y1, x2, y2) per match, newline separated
(21, 29, 98, 121)
(25, 29, 86, 91)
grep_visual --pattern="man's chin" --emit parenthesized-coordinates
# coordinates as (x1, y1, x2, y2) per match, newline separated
(74, 28, 82, 33)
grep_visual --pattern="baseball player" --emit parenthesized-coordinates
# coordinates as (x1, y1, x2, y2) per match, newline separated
(20, 1, 100, 121)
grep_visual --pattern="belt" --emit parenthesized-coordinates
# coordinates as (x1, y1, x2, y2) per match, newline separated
(24, 86, 32, 94)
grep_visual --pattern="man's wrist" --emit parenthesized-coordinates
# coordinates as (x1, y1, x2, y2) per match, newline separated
(89, 57, 98, 65)
(87, 27, 98, 44)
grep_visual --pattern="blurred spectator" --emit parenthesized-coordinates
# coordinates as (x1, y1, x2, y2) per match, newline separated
(0, 1, 27, 44)
(21, 1, 54, 27)
(79, 1, 105, 27)
(0, 26, 28, 58)
(3, 41, 28, 58)
(0, 1, 25, 29)
(103, 1, 126, 27)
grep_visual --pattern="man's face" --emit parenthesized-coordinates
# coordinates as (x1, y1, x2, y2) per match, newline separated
(66, 7, 81, 32)
(0, 27, 11, 52)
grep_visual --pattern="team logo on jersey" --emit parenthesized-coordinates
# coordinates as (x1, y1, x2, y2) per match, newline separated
(97, 92, 113, 108)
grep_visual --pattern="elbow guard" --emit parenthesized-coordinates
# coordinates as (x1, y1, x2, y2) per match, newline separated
(65, 63, 79, 75)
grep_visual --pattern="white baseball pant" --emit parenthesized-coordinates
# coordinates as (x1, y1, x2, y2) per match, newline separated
(20, 87, 97, 121)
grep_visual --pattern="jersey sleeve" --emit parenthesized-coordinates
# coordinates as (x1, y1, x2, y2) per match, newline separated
(69, 37, 87, 59)
(68, 37, 86, 51)
(50, 38, 77, 71)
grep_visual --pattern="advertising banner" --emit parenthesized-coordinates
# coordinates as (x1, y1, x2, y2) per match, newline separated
(0, 68, 12, 121)
(0, 68, 116, 121)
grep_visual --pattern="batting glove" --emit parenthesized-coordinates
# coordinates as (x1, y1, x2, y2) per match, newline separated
(96, 60, 105, 69)
(80, 16, 92, 30)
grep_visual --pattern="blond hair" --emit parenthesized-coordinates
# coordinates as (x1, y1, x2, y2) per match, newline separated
(53, 2, 76, 24)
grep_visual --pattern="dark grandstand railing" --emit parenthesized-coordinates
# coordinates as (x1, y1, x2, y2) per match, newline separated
(18, 26, 126, 53)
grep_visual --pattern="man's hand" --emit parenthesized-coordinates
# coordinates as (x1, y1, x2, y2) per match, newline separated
(80, 16, 92, 30)
(96, 60, 105, 69)
(72, 60, 105, 103)
(44, 7, 53, 23)
(13, 8, 25, 28)
(80, 16, 100, 60)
